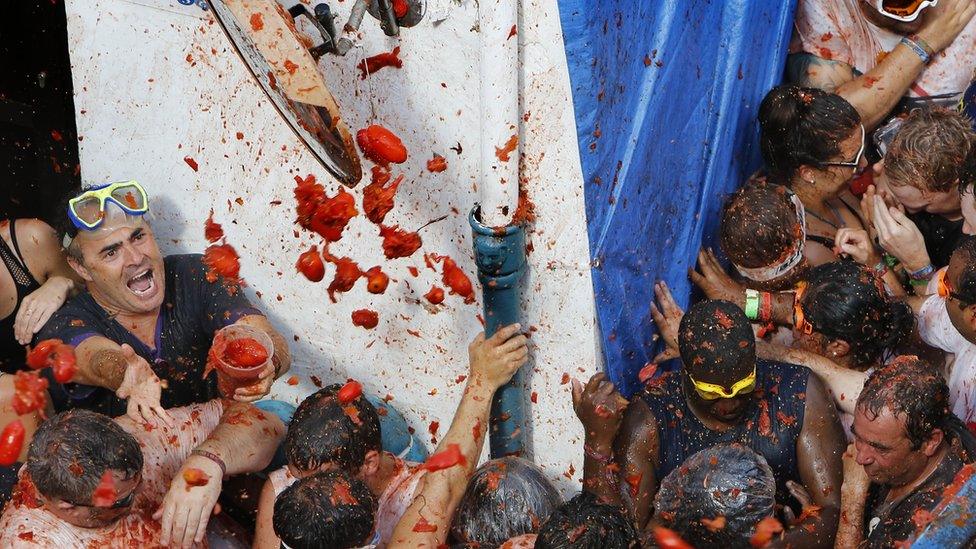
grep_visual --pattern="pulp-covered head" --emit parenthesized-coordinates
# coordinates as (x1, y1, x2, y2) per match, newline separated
(449, 457, 562, 548)
(26, 409, 144, 529)
(654, 443, 776, 548)
(272, 469, 377, 549)
(535, 491, 639, 549)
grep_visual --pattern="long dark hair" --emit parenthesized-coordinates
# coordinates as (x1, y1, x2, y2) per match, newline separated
(758, 85, 861, 184)
(800, 260, 913, 367)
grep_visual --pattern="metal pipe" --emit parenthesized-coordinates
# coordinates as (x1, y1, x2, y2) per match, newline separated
(478, 0, 519, 227)
(470, 207, 527, 458)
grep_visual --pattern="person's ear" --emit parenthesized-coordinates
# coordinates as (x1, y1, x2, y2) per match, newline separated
(66, 254, 93, 282)
(797, 165, 819, 184)
(360, 450, 381, 477)
(825, 339, 851, 360)
(922, 428, 944, 457)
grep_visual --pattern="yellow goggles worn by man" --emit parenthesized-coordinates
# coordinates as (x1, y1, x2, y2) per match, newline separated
(68, 181, 149, 231)
(687, 365, 757, 400)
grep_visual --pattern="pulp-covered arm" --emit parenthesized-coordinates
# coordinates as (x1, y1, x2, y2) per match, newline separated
(613, 397, 660, 530)
(773, 374, 845, 548)
(154, 400, 286, 549)
(756, 341, 866, 415)
(389, 324, 528, 548)
(572, 372, 629, 506)
(787, 0, 976, 129)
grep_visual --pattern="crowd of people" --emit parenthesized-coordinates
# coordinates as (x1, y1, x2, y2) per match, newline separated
(1, 0, 976, 547)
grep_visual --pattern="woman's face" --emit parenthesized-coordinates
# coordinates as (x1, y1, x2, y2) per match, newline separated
(808, 125, 869, 196)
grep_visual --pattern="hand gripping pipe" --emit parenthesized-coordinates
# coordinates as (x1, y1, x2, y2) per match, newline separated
(470, 207, 527, 458)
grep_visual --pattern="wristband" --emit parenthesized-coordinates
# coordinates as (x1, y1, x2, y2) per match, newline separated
(908, 263, 935, 281)
(583, 443, 613, 464)
(744, 289, 761, 320)
(191, 448, 227, 477)
(901, 36, 931, 64)
(758, 291, 773, 323)
(910, 34, 935, 58)
(873, 261, 889, 278)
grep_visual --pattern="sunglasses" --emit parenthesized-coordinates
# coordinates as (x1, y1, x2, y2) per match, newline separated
(819, 125, 866, 169)
(793, 282, 815, 335)
(938, 269, 970, 304)
(688, 366, 757, 400)
(876, 0, 938, 22)
(67, 181, 149, 231)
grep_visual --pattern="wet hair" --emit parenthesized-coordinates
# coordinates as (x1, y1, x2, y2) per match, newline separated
(654, 444, 776, 548)
(678, 300, 756, 383)
(535, 491, 639, 549)
(272, 470, 376, 549)
(856, 356, 949, 450)
(799, 260, 914, 366)
(284, 383, 381, 473)
(719, 177, 808, 291)
(885, 107, 975, 193)
(949, 236, 976, 306)
(26, 409, 143, 504)
(449, 457, 563, 548)
(758, 85, 861, 184)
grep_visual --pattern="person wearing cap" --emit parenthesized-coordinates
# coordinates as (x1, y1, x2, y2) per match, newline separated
(617, 295, 845, 547)
(35, 181, 291, 422)
(787, 0, 976, 131)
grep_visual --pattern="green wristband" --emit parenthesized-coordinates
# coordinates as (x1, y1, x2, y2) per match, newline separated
(744, 289, 761, 320)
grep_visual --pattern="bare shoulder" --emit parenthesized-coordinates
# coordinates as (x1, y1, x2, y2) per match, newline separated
(785, 52, 855, 92)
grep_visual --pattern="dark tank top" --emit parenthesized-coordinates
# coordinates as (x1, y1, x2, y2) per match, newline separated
(0, 220, 42, 374)
(641, 359, 809, 504)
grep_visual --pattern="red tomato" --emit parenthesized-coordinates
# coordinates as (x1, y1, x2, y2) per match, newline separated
(296, 245, 325, 282)
(364, 266, 389, 294)
(356, 125, 408, 164)
(26, 339, 61, 370)
(0, 421, 26, 466)
(50, 344, 77, 383)
(426, 155, 448, 173)
(182, 468, 210, 488)
(223, 338, 269, 369)
(653, 526, 694, 549)
(204, 210, 224, 243)
(12, 372, 48, 416)
(412, 516, 438, 533)
(750, 517, 784, 547)
(379, 225, 422, 259)
(337, 380, 363, 404)
(424, 286, 445, 305)
(91, 471, 118, 507)
(351, 309, 379, 329)
(421, 443, 467, 472)
(203, 244, 241, 282)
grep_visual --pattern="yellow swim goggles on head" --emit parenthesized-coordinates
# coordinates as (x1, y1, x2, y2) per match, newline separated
(687, 366, 757, 400)
(67, 181, 149, 231)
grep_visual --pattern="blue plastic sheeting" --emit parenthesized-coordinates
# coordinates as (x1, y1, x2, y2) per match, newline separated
(558, 0, 798, 397)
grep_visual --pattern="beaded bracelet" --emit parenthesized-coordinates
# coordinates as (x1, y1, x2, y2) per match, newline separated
(191, 448, 227, 477)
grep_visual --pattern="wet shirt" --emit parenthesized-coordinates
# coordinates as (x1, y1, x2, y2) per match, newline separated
(918, 293, 976, 427)
(791, 0, 976, 99)
(268, 455, 424, 546)
(0, 400, 224, 548)
(641, 360, 808, 503)
(864, 440, 967, 548)
(36, 254, 261, 416)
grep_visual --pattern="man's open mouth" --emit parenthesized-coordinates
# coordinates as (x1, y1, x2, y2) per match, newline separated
(126, 268, 155, 295)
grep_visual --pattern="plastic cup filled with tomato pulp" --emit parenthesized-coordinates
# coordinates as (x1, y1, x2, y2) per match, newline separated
(207, 324, 274, 398)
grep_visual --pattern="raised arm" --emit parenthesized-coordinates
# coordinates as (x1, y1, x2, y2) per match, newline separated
(572, 372, 629, 506)
(787, 0, 975, 129)
(774, 374, 845, 548)
(389, 324, 528, 548)
(155, 400, 286, 549)
(835, 444, 870, 549)
(71, 336, 169, 424)
(756, 341, 866, 416)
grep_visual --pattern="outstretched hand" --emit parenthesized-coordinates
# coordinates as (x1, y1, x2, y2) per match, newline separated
(650, 281, 683, 364)
(117, 344, 172, 427)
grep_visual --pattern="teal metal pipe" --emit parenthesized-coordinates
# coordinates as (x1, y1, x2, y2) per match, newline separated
(470, 205, 528, 458)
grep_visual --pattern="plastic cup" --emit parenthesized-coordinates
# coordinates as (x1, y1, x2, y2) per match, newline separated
(207, 324, 274, 398)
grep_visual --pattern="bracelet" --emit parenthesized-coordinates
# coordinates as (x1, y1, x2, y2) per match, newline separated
(583, 443, 613, 464)
(910, 34, 935, 58)
(909, 277, 931, 287)
(758, 291, 773, 323)
(872, 261, 889, 279)
(901, 36, 931, 64)
(191, 448, 227, 477)
(744, 289, 761, 321)
(908, 263, 935, 281)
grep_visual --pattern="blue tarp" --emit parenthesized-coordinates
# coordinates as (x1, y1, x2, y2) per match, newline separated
(558, 0, 798, 397)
